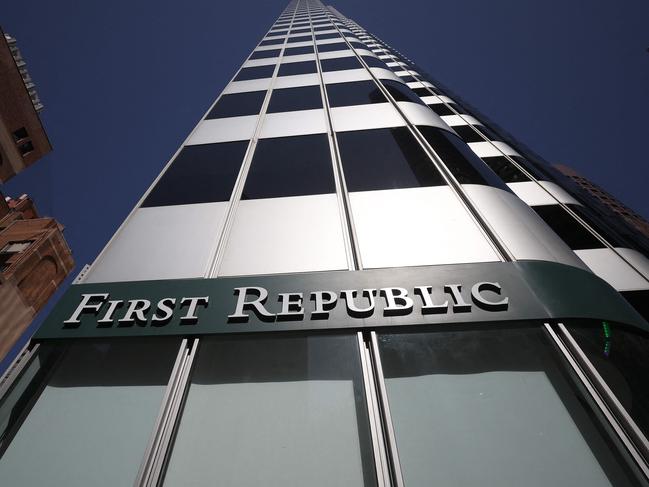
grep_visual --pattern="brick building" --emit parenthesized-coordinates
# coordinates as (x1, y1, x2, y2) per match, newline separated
(0, 194, 74, 360)
(0, 193, 73, 360)
(0, 28, 51, 183)
(555, 163, 649, 240)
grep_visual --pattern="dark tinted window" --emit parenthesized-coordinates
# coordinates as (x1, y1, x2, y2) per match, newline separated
(287, 35, 312, 43)
(313, 25, 332, 31)
(326, 80, 386, 107)
(381, 80, 425, 105)
(278, 60, 317, 76)
(482, 156, 531, 183)
(317, 42, 348, 53)
(268, 30, 288, 36)
(472, 123, 501, 142)
(316, 33, 340, 40)
(567, 204, 625, 247)
(321, 56, 362, 72)
(259, 38, 283, 46)
(361, 56, 387, 69)
(250, 49, 281, 60)
(206, 91, 266, 119)
(242, 134, 335, 199)
(569, 321, 649, 438)
(290, 27, 311, 34)
(234, 65, 275, 81)
(452, 124, 486, 143)
(399, 75, 416, 83)
(412, 87, 435, 97)
(348, 41, 368, 50)
(533, 205, 605, 249)
(285, 45, 314, 56)
(621, 291, 649, 321)
(267, 85, 322, 113)
(419, 126, 507, 188)
(428, 103, 456, 116)
(142, 142, 248, 207)
(337, 127, 445, 192)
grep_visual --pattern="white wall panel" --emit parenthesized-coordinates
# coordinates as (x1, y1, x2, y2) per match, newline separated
(508, 181, 581, 206)
(615, 248, 649, 285)
(349, 186, 500, 268)
(219, 194, 348, 276)
(186, 116, 258, 145)
(440, 114, 481, 126)
(407, 81, 434, 89)
(323, 69, 371, 84)
(469, 141, 520, 158)
(398, 102, 449, 131)
(369, 67, 402, 82)
(244, 58, 281, 68)
(463, 185, 588, 270)
(575, 248, 649, 291)
(224, 78, 273, 94)
(331, 103, 403, 132)
(259, 109, 327, 138)
(86, 203, 229, 283)
(274, 73, 320, 88)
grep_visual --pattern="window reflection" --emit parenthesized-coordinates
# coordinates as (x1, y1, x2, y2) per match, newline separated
(569, 321, 649, 441)
(0, 339, 179, 487)
(162, 334, 376, 487)
(378, 327, 643, 487)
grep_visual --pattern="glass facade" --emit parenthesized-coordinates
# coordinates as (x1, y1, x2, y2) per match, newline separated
(2, 0, 649, 486)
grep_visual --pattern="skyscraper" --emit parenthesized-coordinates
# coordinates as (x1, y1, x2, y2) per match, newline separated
(1, 2, 649, 486)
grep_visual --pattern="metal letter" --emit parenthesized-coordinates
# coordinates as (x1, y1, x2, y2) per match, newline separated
(444, 284, 471, 313)
(97, 300, 124, 324)
(179, 296, 209, 323)
(414, 286, 448, 314)
(341, 289, 376, 318)
(310, 291, 337, 319)
(152, 297, 177, 323)
(471, 282, 509, 311)
(381, 287, 413, 316)
(63, 293, 109, 325)
(118, 299, 151, 326)
(277, 293, 304, 320)
(228, 287, 275, 322)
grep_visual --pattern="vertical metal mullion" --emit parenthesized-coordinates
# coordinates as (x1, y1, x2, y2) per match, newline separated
(543, 323, 649, 480)
(556, 323, 649, 462)
(207, 5, 302, 278)
(357, 332, 390, 487)
(308, 1, 362, 271)
(325, 14, 513, 263)
(369, 331, 405, 487)
(0, 342, 39, 400)
(134, 339, 188, 487)
(148, 338, 199, 487)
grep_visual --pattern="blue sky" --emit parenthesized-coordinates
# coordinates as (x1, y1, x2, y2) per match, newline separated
(1, 0, 648, 366)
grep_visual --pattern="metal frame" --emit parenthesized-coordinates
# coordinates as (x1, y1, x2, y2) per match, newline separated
(544, 322, 649, 480)
(556, 323, 649, 462)
(0, 342, 39, 400)
(325, 16, 514, 263)
(135, 338, 199, 487)
(369, 331, 405, 487)
(364, 29, 649, 285)
(357, 332, 390, 486)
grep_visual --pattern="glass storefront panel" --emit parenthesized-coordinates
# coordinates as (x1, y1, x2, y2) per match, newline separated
(377, 326, 644, 487)
(568, 321, 649, 440)
(162, 334, 376, 487)
(0, 339, 180, 487)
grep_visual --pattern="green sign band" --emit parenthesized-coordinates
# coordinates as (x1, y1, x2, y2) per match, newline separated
(34, 260, 648, 340)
